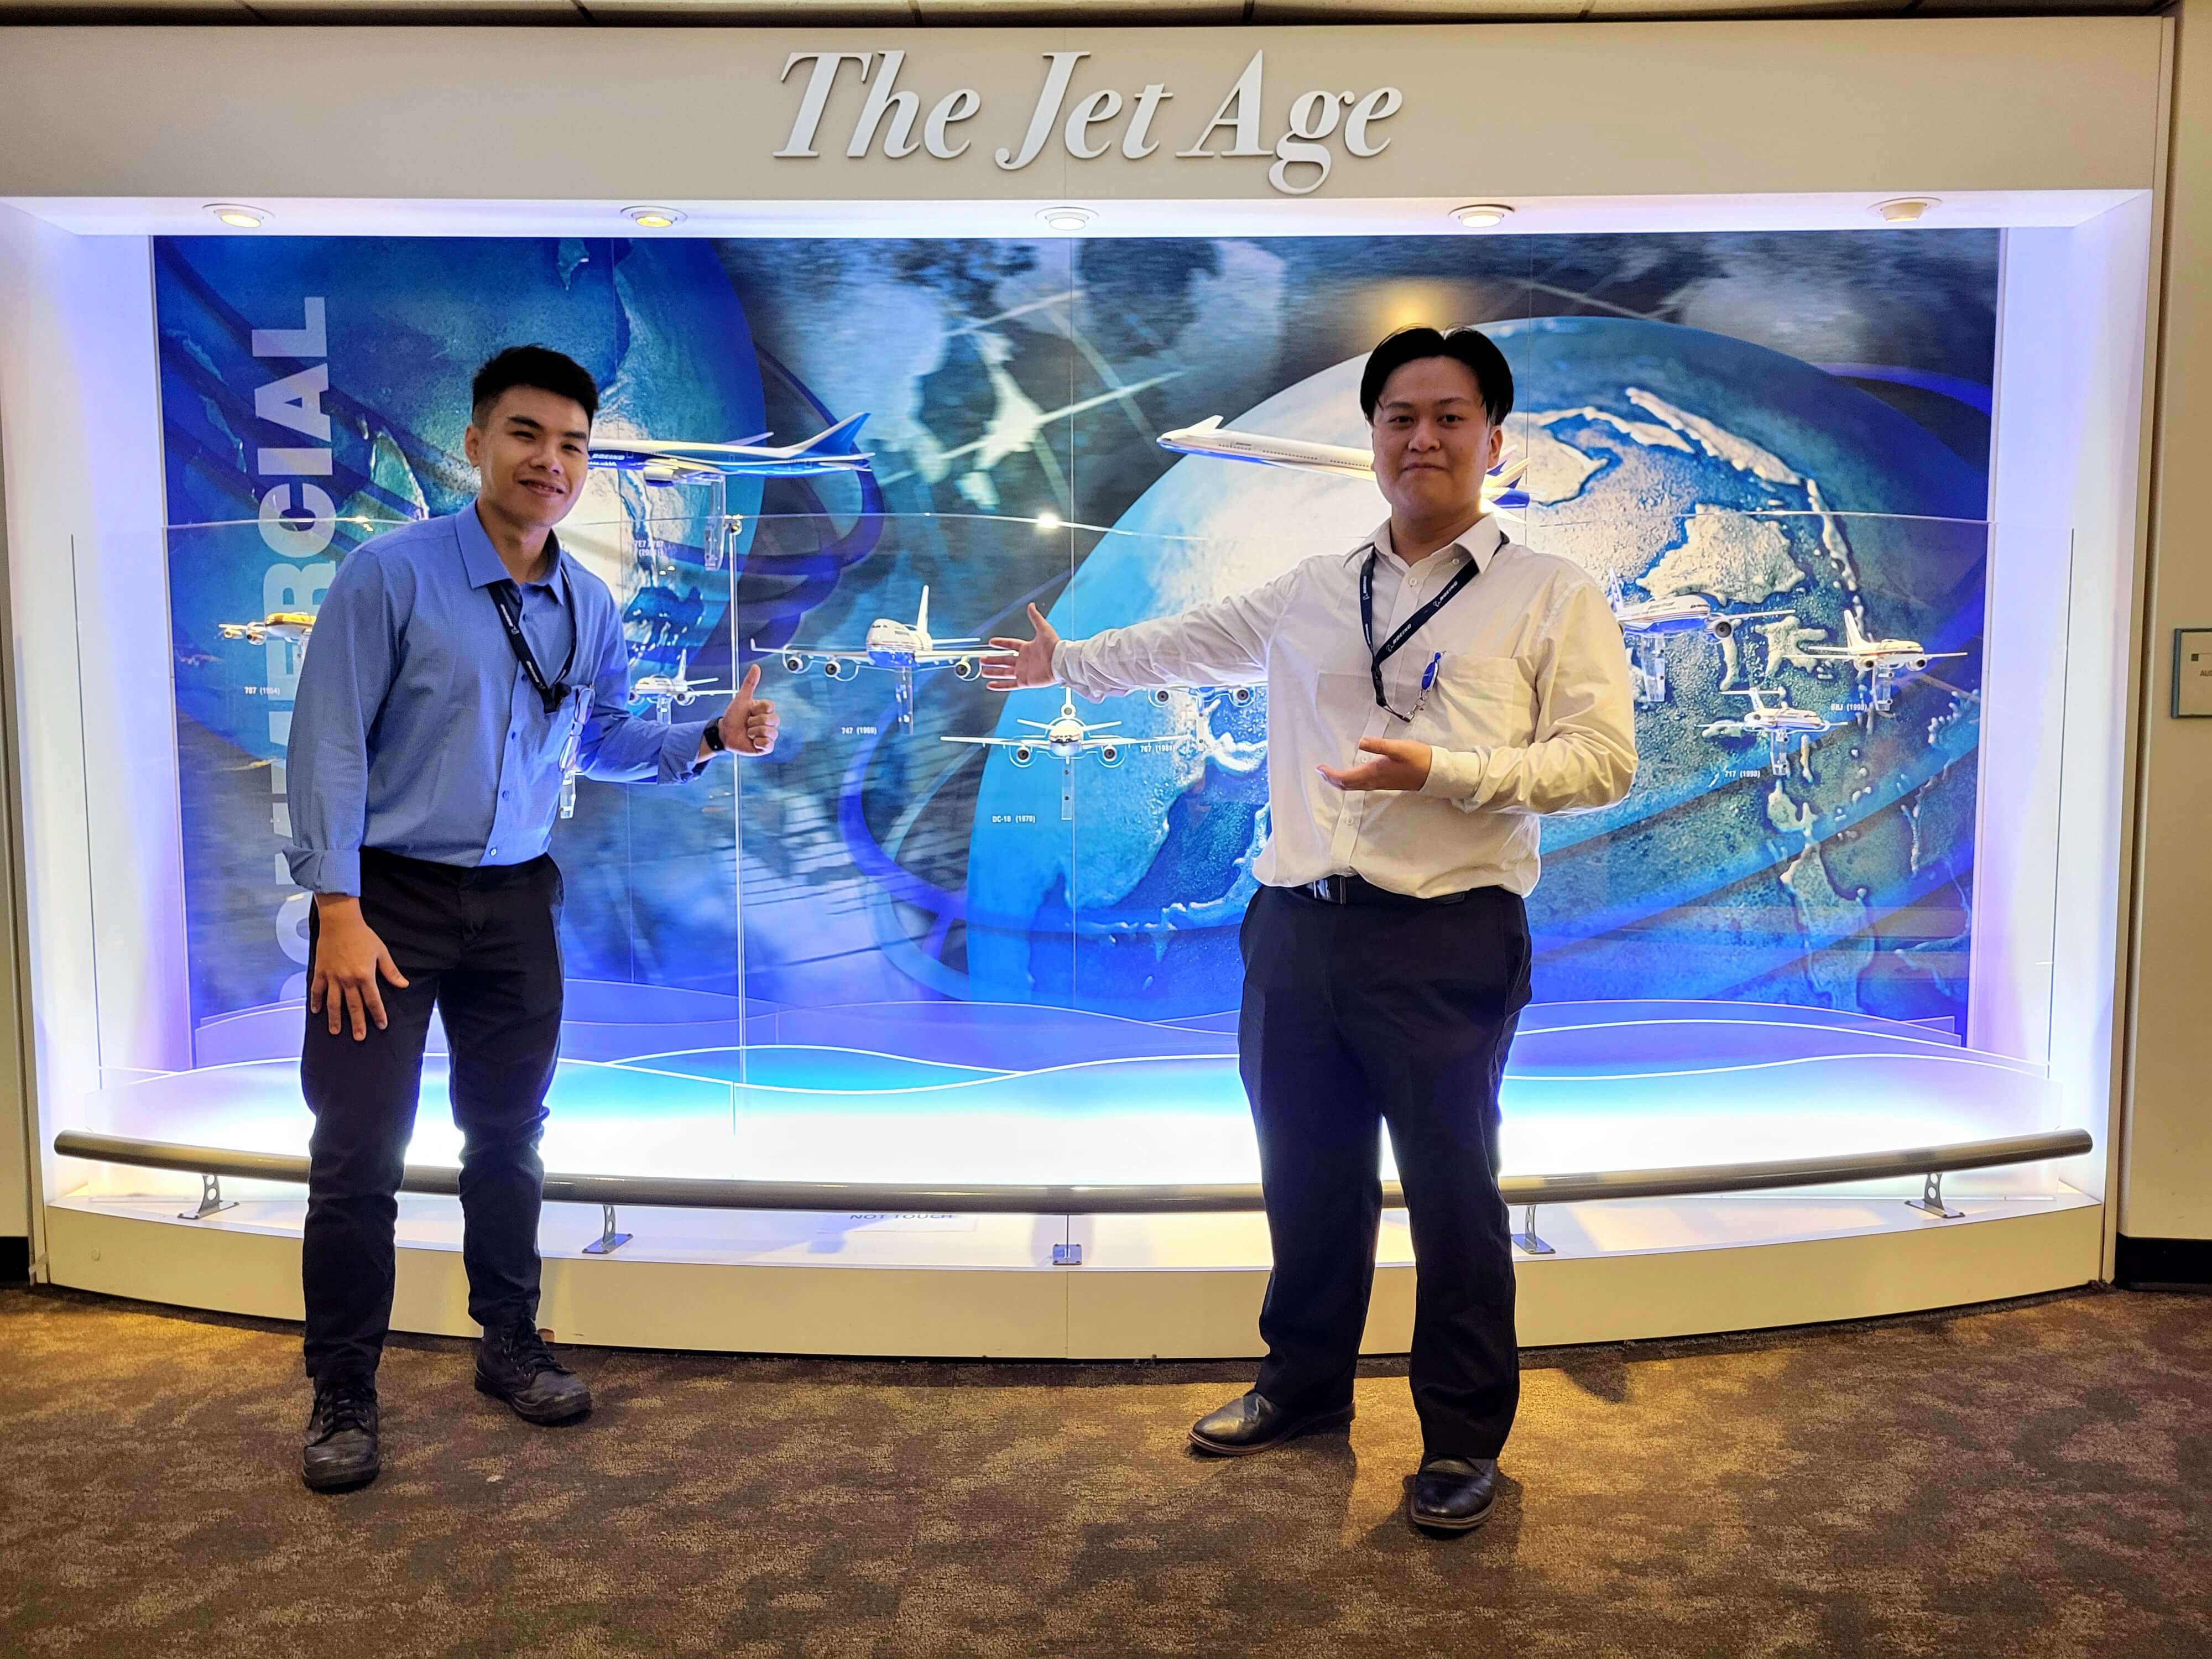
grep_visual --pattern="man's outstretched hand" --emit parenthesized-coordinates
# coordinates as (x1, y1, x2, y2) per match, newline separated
(981, 604, 1060, 692)
(1317, 737, 1433, 793)
(714, 663, 779, 756)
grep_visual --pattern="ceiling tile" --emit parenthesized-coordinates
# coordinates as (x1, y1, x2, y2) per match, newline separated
(0, 0, 257, 15)
(242, 0, 584, 18)
(1253, 1, 1593, 18)
(580, 0, 916, 17)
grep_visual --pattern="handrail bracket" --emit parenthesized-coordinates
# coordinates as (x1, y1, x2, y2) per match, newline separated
(581, 1203, 632, 1255)
(1907, 1171, 1965, 1220)
(179, 1172, 236, 1222)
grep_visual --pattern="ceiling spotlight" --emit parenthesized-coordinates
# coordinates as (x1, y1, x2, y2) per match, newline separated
(1873, 197, 1938, 224)
(1034, 509, 1064, 532)
(623, 206, 686, 229)
(1039, 206, 1095, 233)
(1452, 204, 1514, 229)
(206, 204, 270, 229)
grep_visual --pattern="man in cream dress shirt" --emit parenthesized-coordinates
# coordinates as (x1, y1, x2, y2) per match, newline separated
(985, 326, 1636, 1535)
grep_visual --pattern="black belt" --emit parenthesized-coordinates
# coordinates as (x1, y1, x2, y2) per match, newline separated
(362, 846, 551, 889)
(1287, 873, 1472, 909)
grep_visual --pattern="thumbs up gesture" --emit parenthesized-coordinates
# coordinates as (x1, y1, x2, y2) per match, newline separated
(717, 662, 779, 757)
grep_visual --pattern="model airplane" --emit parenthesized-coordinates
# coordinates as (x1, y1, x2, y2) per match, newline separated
(1607, 578, 1793, 706)
(1156, 418, 1530, 515)
(1705, 686, 1832, 776)
(218, 611, 316, 645)
(1611, 589, 1790, 643)
(589, 414, 873, 487)
(1796, 609, 1966, 713)
(942, 694, 1190, 819)
(1148, 684, 1257, 708)
(759, 588, 984, 733)
(632, 651, 728, 720)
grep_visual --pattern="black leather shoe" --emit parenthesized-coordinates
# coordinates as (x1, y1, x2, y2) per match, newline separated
(301, 1376, 380, 1493)
(1188, 1390, 1354, 1457)
(474, 1321, 592, 1425)
(1409, 1456, 1498, 1532)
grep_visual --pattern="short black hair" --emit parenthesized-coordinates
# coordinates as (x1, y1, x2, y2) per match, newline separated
(1359, 326, 1514, 426)
(471, 345, 599, 426)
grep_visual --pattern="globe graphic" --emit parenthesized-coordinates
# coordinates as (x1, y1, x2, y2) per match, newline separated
(165, 235, 765, 762)
(962, 316, 1987, 1023)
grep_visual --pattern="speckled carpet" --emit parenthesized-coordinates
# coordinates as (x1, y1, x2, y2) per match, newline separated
(1, 1284, 2206, 1658)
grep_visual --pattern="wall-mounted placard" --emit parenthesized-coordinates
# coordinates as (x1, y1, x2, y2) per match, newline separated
(2175, 630, 2212, 717)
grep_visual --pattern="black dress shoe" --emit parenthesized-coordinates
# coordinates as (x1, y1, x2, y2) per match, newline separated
(1409, 1456, 1498, 1532)
(474, 1321, 592, 1425)
(301, 1376, 380, 1493)
(1188, 1390, 1354, 1457)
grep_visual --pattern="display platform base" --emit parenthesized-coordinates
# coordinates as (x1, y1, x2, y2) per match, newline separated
(40, 1188, 2104, 1358)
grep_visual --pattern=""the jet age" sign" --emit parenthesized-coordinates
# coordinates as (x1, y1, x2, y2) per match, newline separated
(775, 49, 1403, 197)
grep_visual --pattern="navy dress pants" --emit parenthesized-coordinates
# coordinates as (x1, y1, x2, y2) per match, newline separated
(300, 848, 565, 1385)
(1239, 880, 1531, 1461)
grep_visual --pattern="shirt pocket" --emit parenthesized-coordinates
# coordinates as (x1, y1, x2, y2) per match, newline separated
(1408, 651, 1535, 752)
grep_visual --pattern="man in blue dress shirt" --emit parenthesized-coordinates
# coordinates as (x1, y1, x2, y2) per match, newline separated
(285, 346, 778, 1492)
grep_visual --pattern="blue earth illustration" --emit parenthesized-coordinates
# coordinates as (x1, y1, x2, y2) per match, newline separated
(162, 234, 765, 761)
(962, 316, 1987, 1024)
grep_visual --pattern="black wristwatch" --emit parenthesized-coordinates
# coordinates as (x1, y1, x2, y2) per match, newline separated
(700, 717, 727, 755)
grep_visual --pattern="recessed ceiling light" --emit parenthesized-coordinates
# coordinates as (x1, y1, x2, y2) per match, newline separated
(1039, 207, 1095, 233)
(623, 206, 686, 229)
(1034, 509, 1064, 532)
(1452, 204, 1514, 229)
(206, 204, 270, 229)
(1873, 197, 1938, 224)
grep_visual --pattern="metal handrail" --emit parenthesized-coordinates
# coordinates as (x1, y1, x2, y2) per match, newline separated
(53, 1127, 2093, 1215)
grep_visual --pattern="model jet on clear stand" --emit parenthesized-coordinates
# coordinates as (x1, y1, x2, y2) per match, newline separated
(1607, 577, 1792, 706)
(631, 651, 729, 721)
(1705, 686, 1833, 777)
(588, 414, 873, 486)
(1796, 609, 1967, 714)
(942, 695, 1191, 821)
(760, 588, 985, 733)
(219, 611, 316, 645)
(1155, 418, 1531, 517)
(1147, 684, 1257, 708)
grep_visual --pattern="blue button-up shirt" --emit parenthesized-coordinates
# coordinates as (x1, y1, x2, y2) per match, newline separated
(285, 504, 713, 896)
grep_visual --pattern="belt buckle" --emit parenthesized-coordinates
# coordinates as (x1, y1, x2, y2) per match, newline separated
(1309, 875, 1350, 905)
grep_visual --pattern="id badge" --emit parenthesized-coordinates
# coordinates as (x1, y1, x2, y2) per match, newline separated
(557, 685, 589, 777)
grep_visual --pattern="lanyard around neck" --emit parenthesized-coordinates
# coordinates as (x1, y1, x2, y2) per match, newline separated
(1359, 529, 1503, 713)
(488, 560, 579, 716)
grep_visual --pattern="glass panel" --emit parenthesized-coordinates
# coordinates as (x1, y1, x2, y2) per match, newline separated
(75, 495, 742, 1189)
(71, 225, 2067, 1214)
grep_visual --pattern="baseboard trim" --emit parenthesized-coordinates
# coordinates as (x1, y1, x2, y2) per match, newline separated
(2115, 1233, 2212, 1288)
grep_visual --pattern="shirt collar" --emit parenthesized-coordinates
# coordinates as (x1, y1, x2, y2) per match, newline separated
(1366, 514, 1503, 576)
(457, 500, 566, 591)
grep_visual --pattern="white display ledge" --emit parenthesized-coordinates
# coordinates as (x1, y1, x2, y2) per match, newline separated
(39, 1187, 2104, 1358)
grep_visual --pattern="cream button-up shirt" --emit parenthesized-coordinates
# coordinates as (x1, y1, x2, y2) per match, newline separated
(1051, 515, 1639, 899)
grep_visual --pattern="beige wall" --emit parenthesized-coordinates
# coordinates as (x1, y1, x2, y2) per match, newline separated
(0, 19, 2170, 206)
(2126, 2, 2212, 1243)
(0, 427, 25, 1249)
(0, 13, 2180, 1255)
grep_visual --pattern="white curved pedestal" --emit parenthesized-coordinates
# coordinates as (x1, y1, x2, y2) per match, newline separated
(38, 1187, 2103, 1358)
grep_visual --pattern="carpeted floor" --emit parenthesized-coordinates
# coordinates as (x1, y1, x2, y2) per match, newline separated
(1, 1284, 2206, 1658)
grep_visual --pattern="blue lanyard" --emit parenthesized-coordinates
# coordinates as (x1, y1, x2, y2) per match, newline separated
(1359, 531, 1500, 718)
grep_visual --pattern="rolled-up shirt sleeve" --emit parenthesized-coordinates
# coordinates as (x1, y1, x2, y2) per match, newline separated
(1420, 575, 1638, 815)
(575, 618, 713, 785)
(284, 550, 395, 896)
(1051, 570, 1296, 700)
